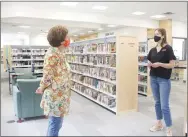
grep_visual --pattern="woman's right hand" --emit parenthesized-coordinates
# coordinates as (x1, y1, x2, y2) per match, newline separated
(36, 87, 44, 94)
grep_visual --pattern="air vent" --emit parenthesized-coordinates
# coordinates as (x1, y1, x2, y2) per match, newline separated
(163, 12, 174, 15)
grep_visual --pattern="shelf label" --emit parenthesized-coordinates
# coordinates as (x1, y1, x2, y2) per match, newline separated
(128, 43, 135, 47)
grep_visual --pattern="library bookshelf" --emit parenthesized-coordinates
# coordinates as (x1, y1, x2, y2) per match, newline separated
(66, 36, 138, 115)
(138, 42, 151, 97)
(2, 45, 49, 74)
(138, 39, 158, 97)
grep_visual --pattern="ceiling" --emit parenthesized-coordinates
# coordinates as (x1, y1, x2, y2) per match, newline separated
(1, 17, 126, 36)
(1, 2, 187, 36)
(2, 2, 187, 21)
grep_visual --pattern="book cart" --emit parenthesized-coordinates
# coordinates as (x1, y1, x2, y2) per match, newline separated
(66, 36, 138, 115)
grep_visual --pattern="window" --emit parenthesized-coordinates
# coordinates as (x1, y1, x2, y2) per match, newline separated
(172, 38, 187, 60)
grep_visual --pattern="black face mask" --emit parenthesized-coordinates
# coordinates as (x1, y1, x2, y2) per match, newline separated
(154, 36, 161, 42)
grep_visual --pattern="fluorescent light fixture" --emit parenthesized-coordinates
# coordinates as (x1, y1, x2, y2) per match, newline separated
(73, 35, 78, 37)
(40, 32, 47, 35)
(98, 28, 103, 31)
(123, 32, 129, 35)
(17, 32, 25, 34)
(132, 11, 145, 15)
(151, 15, 166, 19)
(60, 2, 78, 7)
(92, 6, 108, 10)
(88, 30, 94, 33)
(107, 25, 116, 28)
(19, 25, 30, 28)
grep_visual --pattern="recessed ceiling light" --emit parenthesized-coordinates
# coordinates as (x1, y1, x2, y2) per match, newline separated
(60, 2, 78, 7)
(98, 28, 103, 31)
(19, 25, 30, 28)
(132, 11, 145, 15)
(151, 15, 166, 19)
(107, 25, 116, 28)
(40, 32, 47, 35)
(92, 6, 108, 10)
(88, 30, 94, 33)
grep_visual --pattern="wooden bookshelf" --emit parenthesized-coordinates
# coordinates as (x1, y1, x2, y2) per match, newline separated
(66, 36, 138, 115)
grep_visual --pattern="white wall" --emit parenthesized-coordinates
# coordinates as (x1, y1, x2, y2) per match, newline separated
(172, 21, 187, 38)
(1, 33, 30, 79)
(98, 27, 147, 42)
(1, 64, 8, 79)
(1, 33, 29, 46)
(29, 33, 74, 45)
(29, 33, 49, 45)
(98, 21, 187, 42)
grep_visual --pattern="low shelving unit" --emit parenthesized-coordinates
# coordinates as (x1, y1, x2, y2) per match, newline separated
(3, 45, 49, 74)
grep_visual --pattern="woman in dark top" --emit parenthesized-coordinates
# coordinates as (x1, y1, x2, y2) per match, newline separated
(147, 28, 176, 136)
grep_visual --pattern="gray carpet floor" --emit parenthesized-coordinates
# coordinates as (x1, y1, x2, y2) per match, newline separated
(1, 80, 187, 136)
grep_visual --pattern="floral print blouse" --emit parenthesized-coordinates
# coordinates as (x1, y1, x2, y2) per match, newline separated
(40, 47, 71, 117)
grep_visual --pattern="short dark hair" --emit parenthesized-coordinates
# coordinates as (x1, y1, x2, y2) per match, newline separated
(47, 25, 68, 47)
(155, 28, 167, 46)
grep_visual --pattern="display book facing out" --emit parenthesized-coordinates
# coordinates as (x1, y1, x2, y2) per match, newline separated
(138, 42, 150, 96)
(3, 45, 49, 74)
(138, 39, 156, 97)
(66, 36, 138, 115)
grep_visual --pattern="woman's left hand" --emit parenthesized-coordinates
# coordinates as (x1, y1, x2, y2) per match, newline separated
(152, 62, 161, 68)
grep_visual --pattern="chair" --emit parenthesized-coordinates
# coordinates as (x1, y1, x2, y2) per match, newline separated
(12, 78, 44, 122)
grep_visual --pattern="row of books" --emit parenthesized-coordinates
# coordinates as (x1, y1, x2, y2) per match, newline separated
(66, 54, 116, 67)
(138, 66, 147, 73)
(67, 42, 116, 53)
(138, 85, 147, 93)
(138, 56, 147, 63)
(73, 82, 116, 108)
(138, 75, 147, 83)
(72, 73, 116, 95)
(70, 64, 116, 81)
